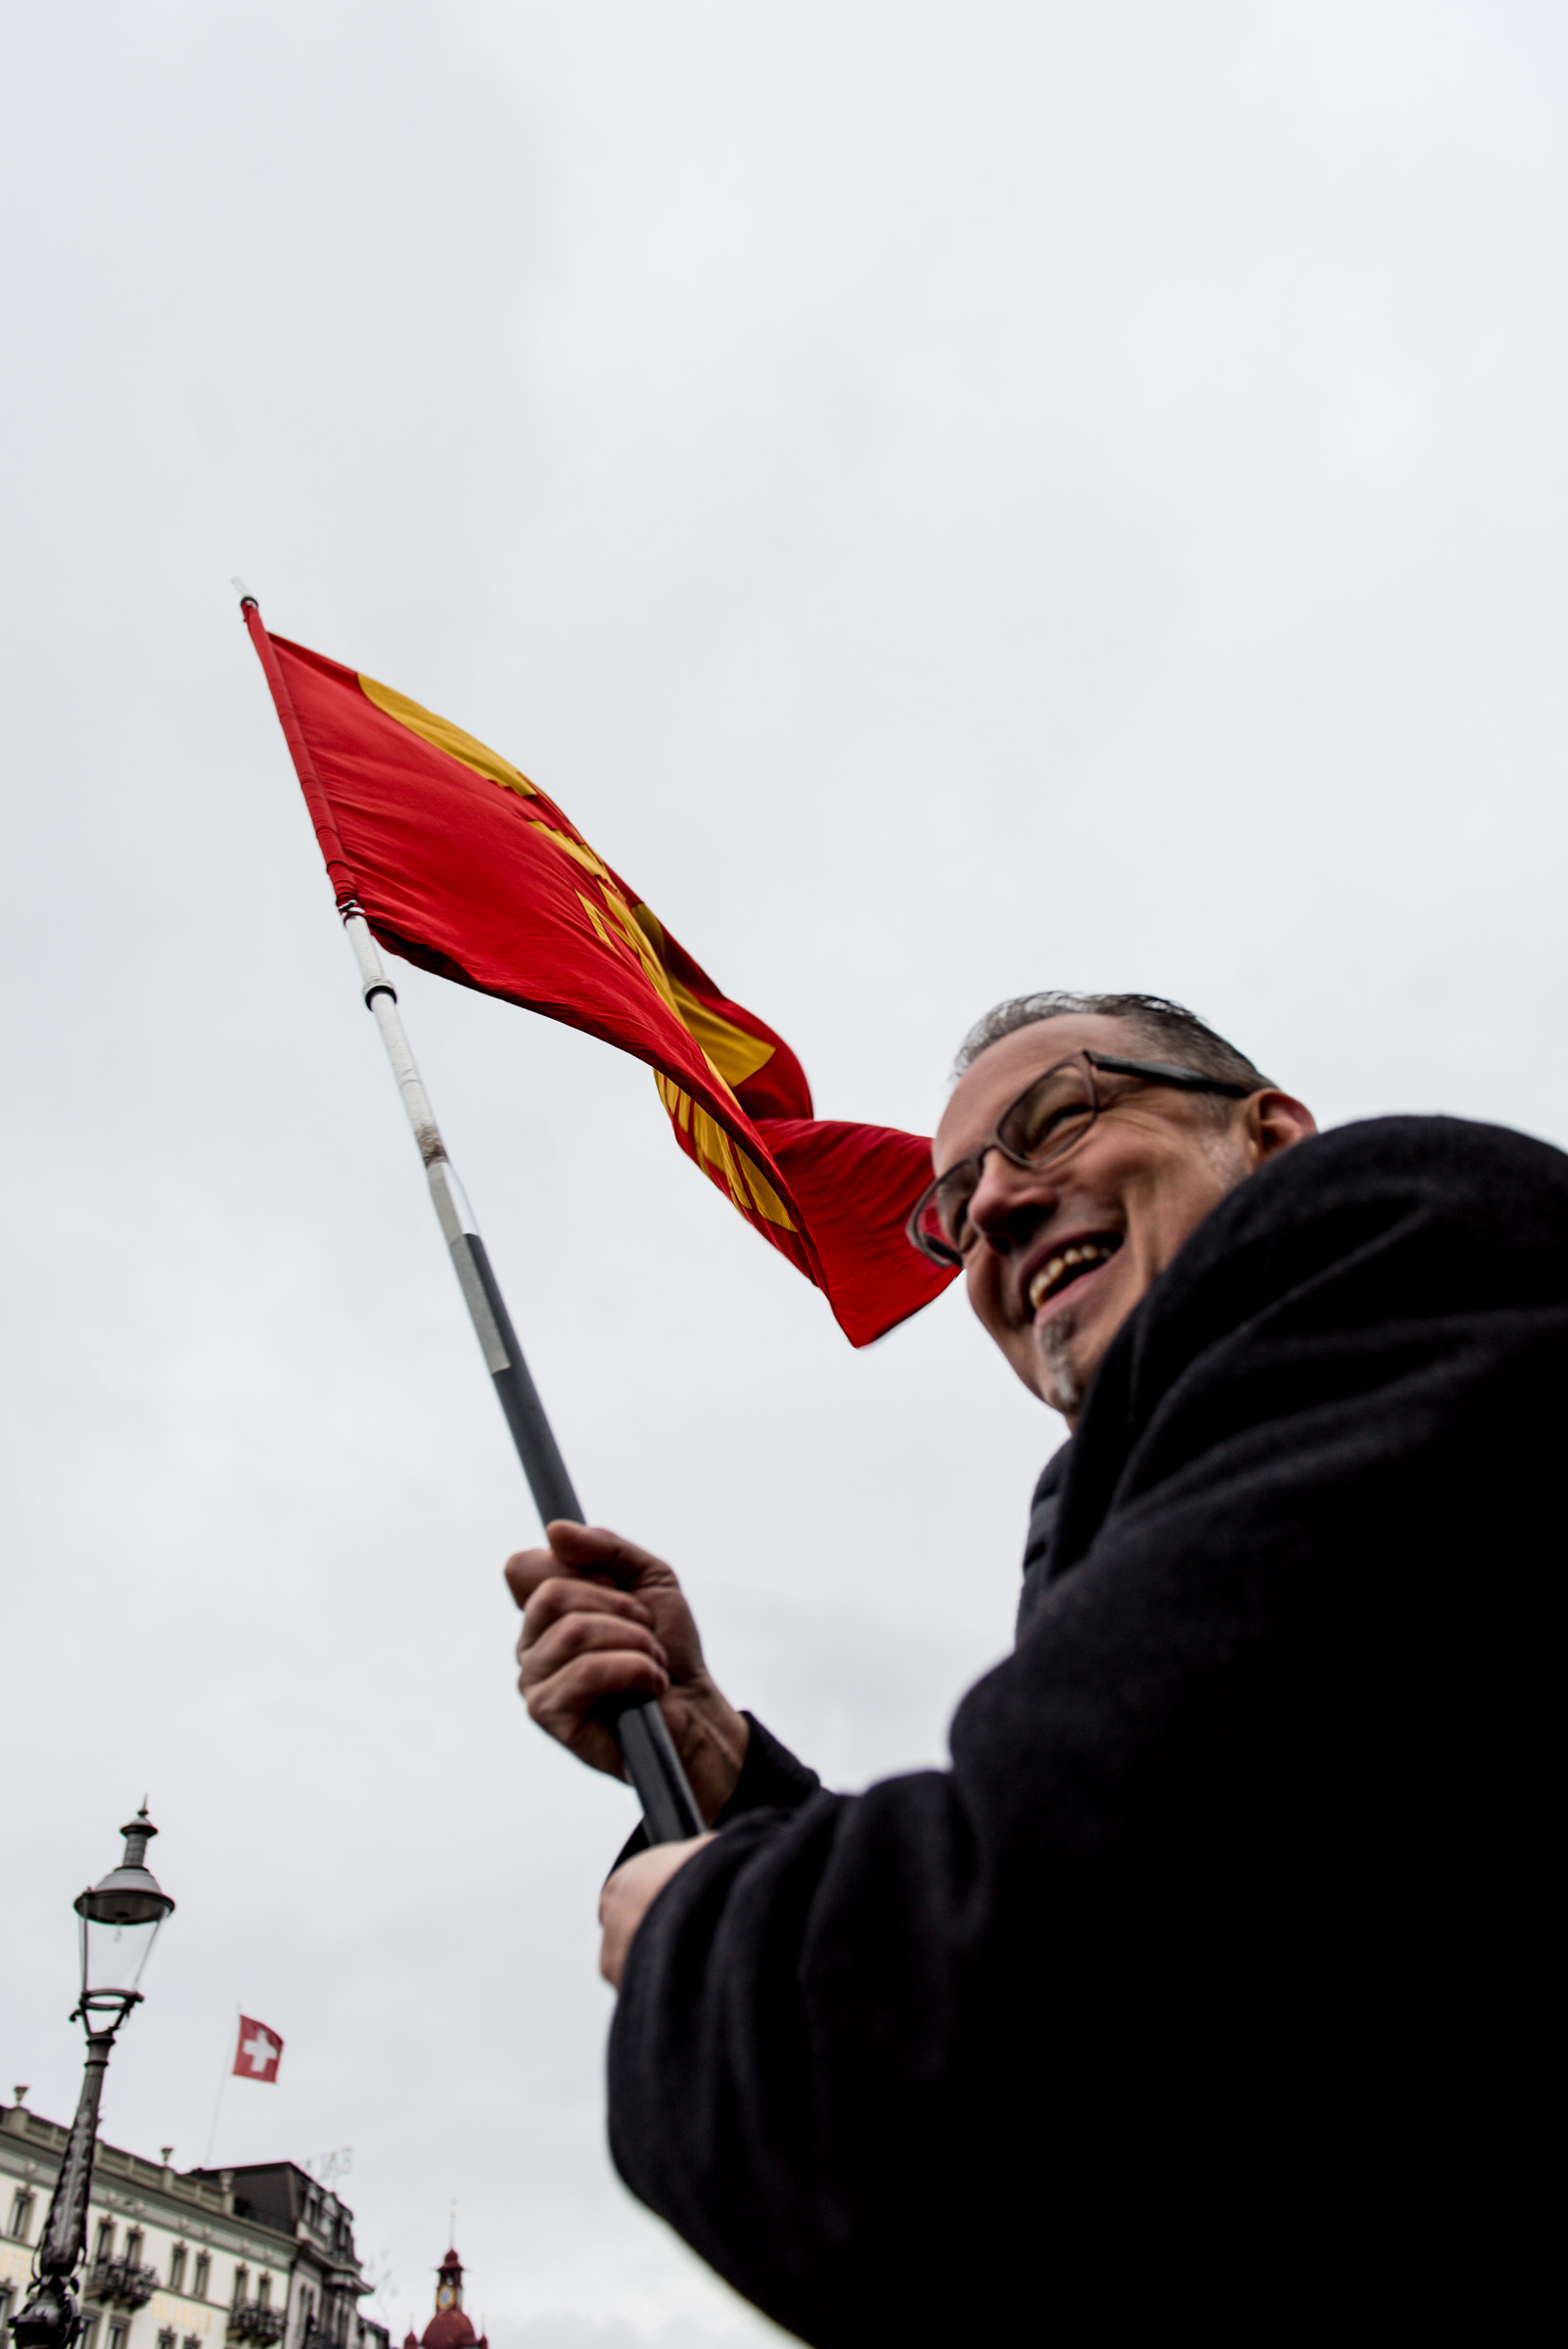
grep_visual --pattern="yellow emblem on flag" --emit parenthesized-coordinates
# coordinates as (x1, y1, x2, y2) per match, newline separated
(359, 671, 539, 801)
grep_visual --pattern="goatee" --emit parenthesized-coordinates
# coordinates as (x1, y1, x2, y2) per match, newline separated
(1036, 1310, 1084, 1418)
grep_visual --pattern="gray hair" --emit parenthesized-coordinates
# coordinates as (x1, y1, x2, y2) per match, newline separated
(952, 990, 1271, 1095)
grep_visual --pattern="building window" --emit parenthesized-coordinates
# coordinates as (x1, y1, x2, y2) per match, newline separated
(108, 2323, 129, 2349)
(160, 2329, 176, 2349)
(256, 2278, 271, 2312)
(8, 2188, 33, 2241)
(124, 2232, 144, 2269)
(186, 2336, 203, 2349)
(169, 2247, 188, 2293)
(80, 2320, 100, 2349)
(233, 2267, 249, 2309)
(194, 2255, 210, 2300)
(95, 2219, 116, 2263)
(0, 2286, 14, 2330)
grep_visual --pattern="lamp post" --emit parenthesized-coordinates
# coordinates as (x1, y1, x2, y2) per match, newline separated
(8, 1812, 175, 2349)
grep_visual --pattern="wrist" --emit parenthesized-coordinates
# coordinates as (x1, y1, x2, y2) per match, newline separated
(679, 1690, 750, 1824)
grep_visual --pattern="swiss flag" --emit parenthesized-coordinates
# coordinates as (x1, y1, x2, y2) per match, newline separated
(233, 2017, 284, 2083)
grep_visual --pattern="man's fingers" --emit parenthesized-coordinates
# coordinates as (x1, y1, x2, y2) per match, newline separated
(504, 1523, 678, 1611)
(516, 1580, 657, 1680)
(519, 1604, 669, 1689)
(542, 1520, 675, 1583)
(527, 1647, 669, 1737)
(520, 1573, 655, 1640)
(504, 1524, 718, 1794)
(505, 1543, 574, 1607)
(519, 1606, 671, 1756)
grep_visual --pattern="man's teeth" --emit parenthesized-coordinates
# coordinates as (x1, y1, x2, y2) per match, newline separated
(1028, 1240, 1119, 1312)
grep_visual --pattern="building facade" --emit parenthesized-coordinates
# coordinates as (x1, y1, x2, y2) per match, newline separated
(0, 2102, 390, 2349)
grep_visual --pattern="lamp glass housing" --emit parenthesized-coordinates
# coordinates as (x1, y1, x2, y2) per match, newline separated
(73, 1814, 175, 2021)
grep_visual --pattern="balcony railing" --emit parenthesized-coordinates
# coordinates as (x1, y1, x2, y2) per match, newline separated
(230, 2306, 287, 2344)
(88, 2259, 160, 2309)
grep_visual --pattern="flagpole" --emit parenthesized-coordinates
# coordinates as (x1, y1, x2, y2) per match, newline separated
(334, 907, 703, 1843)
(237, 585, 700, 1841)
(203, 2010, 236, 2168)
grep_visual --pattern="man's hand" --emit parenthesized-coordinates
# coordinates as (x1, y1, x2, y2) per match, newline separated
(599, 1836, 715, 1988)
(505, 1522, 750, 1824)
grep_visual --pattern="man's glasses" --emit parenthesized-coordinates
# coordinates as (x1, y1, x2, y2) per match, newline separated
(906, 1049, 1253, 1267)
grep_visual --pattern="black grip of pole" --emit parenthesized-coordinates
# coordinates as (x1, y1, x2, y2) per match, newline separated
(608, 1697, 707, 1844)
(467, 1231, 582, 1524)
(465, 1233, 705, 1845)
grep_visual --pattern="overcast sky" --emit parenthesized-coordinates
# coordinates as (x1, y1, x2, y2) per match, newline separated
(3, 4, 1566, 2343)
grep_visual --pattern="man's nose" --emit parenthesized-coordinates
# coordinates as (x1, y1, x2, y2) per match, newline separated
(967, 1148, 1058, 1257)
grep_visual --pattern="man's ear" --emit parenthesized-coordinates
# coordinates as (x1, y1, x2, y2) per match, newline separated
(1242, 1089, 1317, 1167)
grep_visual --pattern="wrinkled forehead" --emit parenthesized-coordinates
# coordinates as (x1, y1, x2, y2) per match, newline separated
(933, 1012, 1147, 1172)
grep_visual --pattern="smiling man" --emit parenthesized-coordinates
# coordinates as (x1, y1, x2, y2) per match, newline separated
(506, 991, 1564, 2340)
(910, 998, 1313, 1414)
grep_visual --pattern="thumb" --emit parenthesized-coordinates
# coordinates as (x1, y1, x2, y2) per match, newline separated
(543, 1520, 623, 1571)
(544, 1523, 675, 1590)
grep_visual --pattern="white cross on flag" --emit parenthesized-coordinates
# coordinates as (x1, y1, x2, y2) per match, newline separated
(233, 2016, 284, 2083)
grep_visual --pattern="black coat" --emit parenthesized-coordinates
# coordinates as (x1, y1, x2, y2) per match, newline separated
(607, 1119, 1566, 2339)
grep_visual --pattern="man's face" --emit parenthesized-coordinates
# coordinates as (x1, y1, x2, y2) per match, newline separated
(933, 1013, 1298, 1422)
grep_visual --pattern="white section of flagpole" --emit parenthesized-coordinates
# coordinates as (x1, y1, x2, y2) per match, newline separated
(203, 2010, 236, 2168)
(342, 915, 507, 1367)
(339, 909, 703, 1845)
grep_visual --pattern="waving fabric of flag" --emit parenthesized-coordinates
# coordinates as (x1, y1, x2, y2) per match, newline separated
(244, 611, 956, 1345)
(233, 2015, 284, 2082)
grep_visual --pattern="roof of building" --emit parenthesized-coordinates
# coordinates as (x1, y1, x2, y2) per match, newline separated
(421, 2314, 475, 2349)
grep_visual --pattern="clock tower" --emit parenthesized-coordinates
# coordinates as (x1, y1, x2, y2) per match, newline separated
(403, 2247, 486, 2349)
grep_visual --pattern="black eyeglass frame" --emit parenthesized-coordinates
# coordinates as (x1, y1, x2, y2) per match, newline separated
(906, 1049, 1254, 1267)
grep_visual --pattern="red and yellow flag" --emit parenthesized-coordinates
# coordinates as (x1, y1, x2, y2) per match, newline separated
(244, 609, 955, 1344)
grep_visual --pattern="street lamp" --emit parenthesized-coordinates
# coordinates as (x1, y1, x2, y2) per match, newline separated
(9, 1812, 175, 2349)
